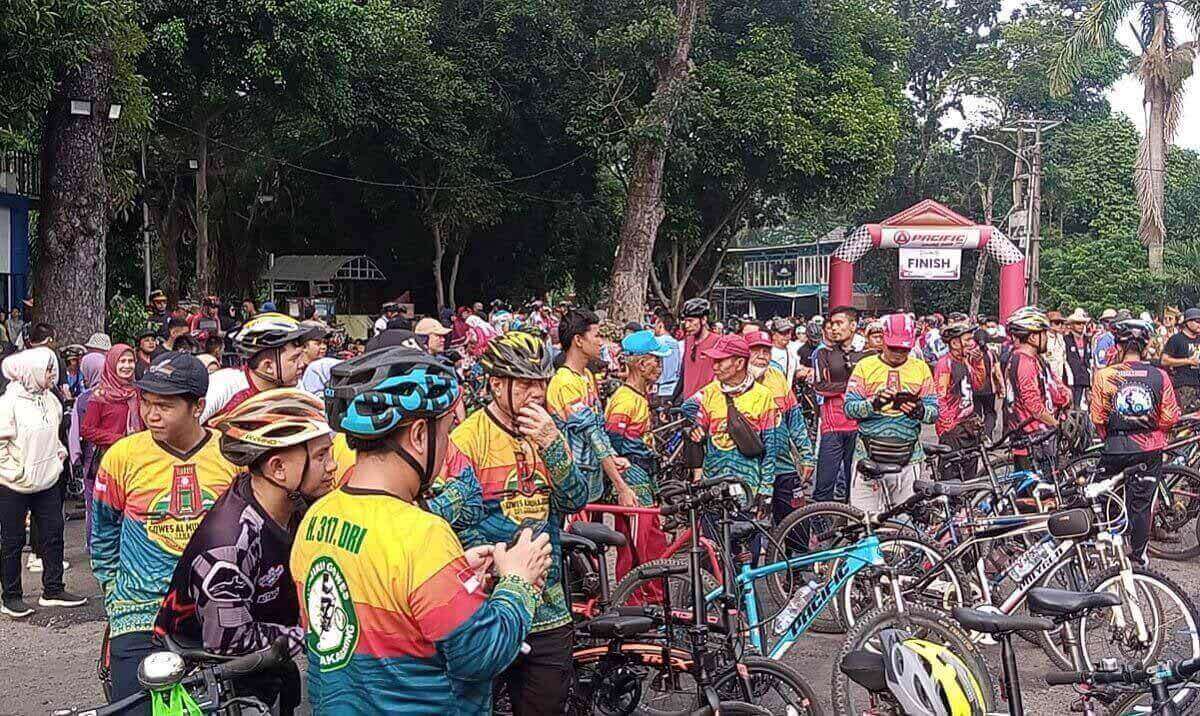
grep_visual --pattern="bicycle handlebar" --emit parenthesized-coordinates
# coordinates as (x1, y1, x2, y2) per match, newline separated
(1045, 657, 1200, 688)
(214, 637, 290, 680)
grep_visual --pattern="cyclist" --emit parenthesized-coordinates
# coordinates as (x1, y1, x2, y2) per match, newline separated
(200, 312, 310, 424)
(1003, 306, 1070, 472)
(1090, 319, 1181, 565)
(604, 329, 672, 585)
(91, 352, 240, 711)
(844, 313, 938, 512)
(547, 308, 633, 504)
(934, 321, 987, 481)
(746, 330, 815, 525)
(291, 346, 552, 714)
(680, 334, 779, 523)
(673, 298, 719, 403)
(154, 388, 335, 714)
(440, 331, 589, 715)
(812, 306, 863, 503)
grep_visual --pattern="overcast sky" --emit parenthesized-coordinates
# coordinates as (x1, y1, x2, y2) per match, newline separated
(958, 0, 1200, 148)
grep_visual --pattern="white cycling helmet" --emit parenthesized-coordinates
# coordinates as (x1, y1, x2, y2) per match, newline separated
(880, 629, 987, 716)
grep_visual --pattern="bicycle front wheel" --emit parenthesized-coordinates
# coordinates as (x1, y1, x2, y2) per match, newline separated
(1148, 464, 1200, 561)
(839, 530, 967, 631)
(831, 604, 997, 716)
(1080, 565, 1200, 672)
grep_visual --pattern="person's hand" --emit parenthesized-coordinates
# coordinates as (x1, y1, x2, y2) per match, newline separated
(612, 456, 631, 473)
(754, 495, 772, 521)
(689, 426, 706, 443)
(898, 399, 923, 419)
(796, 365, 813, 381)
(464, 545, 496, 590)
(872, 389, 896, 410)
(517, 403, 561, 449)
(615, 483, 638, 507)
(493, 530, 553, 589)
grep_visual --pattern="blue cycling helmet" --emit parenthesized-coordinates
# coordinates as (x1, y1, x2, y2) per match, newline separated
(325, 347, 460, 439)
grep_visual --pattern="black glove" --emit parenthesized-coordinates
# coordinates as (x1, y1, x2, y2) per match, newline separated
(906, 401, 925, 421)
(871, 394, 890, 411)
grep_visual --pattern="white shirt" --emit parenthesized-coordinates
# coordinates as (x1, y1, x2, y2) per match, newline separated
(770, 342, 802, 386)
(301, 357, 342, 395)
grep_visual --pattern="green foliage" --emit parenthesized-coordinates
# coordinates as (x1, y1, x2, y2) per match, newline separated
(106, 293, 148, 345)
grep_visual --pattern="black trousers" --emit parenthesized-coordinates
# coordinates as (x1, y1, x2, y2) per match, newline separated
(108, 631, 156, 715)
(501, 623, 575, 715)
(1071, 384, 1089, 409)
(1099, 452, 1162, 563)
(972, 394, 997, 440)
(0, 483, 64, 600)
(939, 424, 980, 482)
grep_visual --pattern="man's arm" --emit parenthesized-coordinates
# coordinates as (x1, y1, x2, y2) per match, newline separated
(842, 366, 875, 420)
(90, 450, 127, 592)
(1089, 370, 1111, 438)
(812, 348, 850, 397)
(1159, 370, 1182, 430)
(189, 543, 305, 657)
(435, 442, 485, 530)
(1161, 336, 1196, 370)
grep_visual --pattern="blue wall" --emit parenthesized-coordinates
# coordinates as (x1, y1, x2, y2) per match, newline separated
(0, 194, 31, 311)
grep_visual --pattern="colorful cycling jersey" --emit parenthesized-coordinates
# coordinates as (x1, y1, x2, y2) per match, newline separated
(759, 367, 815, 475)
(91, 430, 239, 637)
(1004, 348, 1070, 434)
(155, 474, 303, 656)
(603, 384, 656, 506)
(441, 408, 589, 632)
(1090, 360, 1181, 454)
(934, 353, 986, 436)
(680, 380, 779, 498)
(844, 354, 938, 462)
(290, 487, 537, 714)
(331, 432, 356, 488)
(547, 365, 615, 501)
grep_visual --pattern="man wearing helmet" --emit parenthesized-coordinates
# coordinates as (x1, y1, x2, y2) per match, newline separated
(933, 322, 987, 481)
(200, 313, 310, 424)
(293, 346, 553, 713)
(155, 389, 337, 714)
(441, 331, 589, 715)
(1091, 319, 1181, 564)
(1003, 306, 1071, 472)
(673, 297, 720, 402)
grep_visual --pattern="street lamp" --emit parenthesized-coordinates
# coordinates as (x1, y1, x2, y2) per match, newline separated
(69, 99, 94, 116)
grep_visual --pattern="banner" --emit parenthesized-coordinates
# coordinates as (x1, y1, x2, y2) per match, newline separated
(898, 248, 961, 280)
(880, 226, 982, 250)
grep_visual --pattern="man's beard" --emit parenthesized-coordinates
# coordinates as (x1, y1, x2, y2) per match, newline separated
(748, 363, 768, 380)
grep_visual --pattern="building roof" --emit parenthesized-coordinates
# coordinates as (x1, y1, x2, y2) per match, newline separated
(265, 255, 385, 283)
(727, 227, 846, 254)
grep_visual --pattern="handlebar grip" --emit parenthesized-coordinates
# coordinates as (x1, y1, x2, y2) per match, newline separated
(1044, 671, 1085, 686)
(660, 502, 685, 516)
(215, 637, 289, 679)
(697, 474, 740, 489)
(1177, 657, 1200, 681)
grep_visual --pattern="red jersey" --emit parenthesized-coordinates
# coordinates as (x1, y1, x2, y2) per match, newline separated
(679, 331, 719, 399)
(1091, 360, 1180, 454)
(934, 352, 986, 436)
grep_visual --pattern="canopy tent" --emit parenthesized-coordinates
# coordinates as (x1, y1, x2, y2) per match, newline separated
(264, 255, 386, 284)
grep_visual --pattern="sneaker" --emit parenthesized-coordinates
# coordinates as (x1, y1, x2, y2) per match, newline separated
(1, 598, 34, 618)
(39, 591, 86, 607)
(26, 555, 42, 573)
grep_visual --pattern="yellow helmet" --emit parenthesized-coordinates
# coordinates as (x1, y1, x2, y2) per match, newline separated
(881, 630, 986, 716)
(1005, 305, 1051, 338)
(479, 331, 554, 380)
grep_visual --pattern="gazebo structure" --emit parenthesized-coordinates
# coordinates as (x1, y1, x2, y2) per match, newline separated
(828, 199, 1026, 320)
(264, 254, 386, 317)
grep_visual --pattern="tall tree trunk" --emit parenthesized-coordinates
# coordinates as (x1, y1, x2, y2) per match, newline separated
(970, 184, 994, 316)
(1135, 12, 1170, 276)
(607, 0, 700, 323)
(35, 49, 113, 343)
(448, 250, 461, 310)
(194, 120, 212, 297)
(432, 224, 446, 312)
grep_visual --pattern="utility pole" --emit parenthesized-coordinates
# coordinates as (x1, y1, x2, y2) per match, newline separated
(141, 140, 152, 303)
(999, 116, 1061, 305)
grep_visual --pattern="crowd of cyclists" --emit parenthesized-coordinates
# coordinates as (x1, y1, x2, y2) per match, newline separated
(3, 290, 1200, 715)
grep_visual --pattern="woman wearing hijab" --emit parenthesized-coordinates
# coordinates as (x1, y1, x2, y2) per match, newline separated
(69, 352, 107, 550)
(80, 344, 142, 453)
(0, 347, 81, 618)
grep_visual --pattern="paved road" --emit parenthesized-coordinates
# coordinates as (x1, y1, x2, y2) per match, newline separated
(3, 507, 1199, 715)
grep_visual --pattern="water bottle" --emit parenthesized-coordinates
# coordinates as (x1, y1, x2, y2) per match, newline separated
(774, 577, 820, 634)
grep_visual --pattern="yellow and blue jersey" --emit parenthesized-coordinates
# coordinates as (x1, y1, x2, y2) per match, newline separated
(603, 384, 657, 505)
(290, 487, 537, 714)
(760, 367, 815, 475)
(844, 354, 938, 461)
(91, 430, 239, 637)
(441, 408, 589, 632)
(680, 381, 780, 499)
(546, 366, 615, 501)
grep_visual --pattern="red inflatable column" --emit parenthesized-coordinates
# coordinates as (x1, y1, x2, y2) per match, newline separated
(828, 257, 854, 308)
(998, 260, 1026, 321)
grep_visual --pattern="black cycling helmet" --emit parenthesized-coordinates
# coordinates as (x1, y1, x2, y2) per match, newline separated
(940, 322, 976, 342)
(479, 331, 555, 380)
(680, 298, 711, 319)
(1113, 318, 1154, 350)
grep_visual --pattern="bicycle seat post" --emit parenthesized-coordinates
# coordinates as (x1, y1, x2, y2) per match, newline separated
(998, 629, 1024, 716)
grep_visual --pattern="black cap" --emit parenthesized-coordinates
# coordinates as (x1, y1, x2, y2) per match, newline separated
(366, 328, 427, 353)
(135, 351, 210, 397)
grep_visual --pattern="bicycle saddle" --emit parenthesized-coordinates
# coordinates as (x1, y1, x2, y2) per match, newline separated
(857, 459, 902, 479)
(569, 521, 627, 548)
(839, 650, 888, 693)
(951, 606, 1053, 635)
(160, 633, 238, 664)
(730, 520, 760, 542)
(584, 614, 656, 639)
(560, 532, 599, 554)
(1026, 587, 1121, 619)
(913, 479, 986, 499)
(921, 442, 954, 456)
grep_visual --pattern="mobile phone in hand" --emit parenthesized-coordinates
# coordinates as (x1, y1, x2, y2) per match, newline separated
(891, 390, 919, 406)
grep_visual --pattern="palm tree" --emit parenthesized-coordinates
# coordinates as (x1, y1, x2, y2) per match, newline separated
(1051, 1, 1196, 275)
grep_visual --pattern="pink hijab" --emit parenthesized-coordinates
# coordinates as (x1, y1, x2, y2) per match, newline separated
(92, 344, 142, 432)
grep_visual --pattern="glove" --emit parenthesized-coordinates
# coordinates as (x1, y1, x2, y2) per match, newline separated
(871, 395, 890, 411)
(905, 401, 925, 421)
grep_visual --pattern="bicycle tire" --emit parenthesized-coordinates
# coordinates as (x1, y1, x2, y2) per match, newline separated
(609, 558, 721, 623)
(713, 656, 823, 716)
(839, 530, 968, 631)
(831, 603, 998, 716)
(1103, 687, 1199, 716)
(763, 501, 870, 634)
(1147, 464, 1200, 561)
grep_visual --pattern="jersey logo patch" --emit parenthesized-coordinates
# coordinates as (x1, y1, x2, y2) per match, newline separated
(145, 465, 219, 555)
(456, 567, 481, 595)
(303, 556, 359, 672)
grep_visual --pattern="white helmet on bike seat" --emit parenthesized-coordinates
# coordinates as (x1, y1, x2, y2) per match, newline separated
(880, 628, 986, 716)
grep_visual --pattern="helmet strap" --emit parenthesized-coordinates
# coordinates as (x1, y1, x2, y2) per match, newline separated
(249, 347, 284, 387)
(391, 420, 439, 496)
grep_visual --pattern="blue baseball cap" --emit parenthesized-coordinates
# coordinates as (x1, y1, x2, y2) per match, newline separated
(621, 330, 672, 357)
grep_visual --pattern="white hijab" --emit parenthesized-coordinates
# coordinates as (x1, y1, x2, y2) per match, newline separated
(3, 347, 57, 394)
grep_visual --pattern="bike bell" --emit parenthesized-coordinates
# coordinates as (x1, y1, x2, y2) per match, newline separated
(138, 651, 187, 691)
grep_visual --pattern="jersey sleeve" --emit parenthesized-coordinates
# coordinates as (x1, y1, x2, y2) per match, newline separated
(1158, 369, 1182, 431)
(916, 364, 938, 425)
(1089, 368, 1115, 438)
(542, 435, 590, 514)
(434, 439, 485, 530)
(843, 364, 874, 420)
(91, 439, 129, 591)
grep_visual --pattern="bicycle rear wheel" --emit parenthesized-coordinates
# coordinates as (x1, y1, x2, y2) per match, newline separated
(1148, 464, 1200, 561)
(839, 531, 967, 630)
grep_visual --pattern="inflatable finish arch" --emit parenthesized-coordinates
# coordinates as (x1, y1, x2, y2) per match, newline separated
(828, 199, 1027, 321)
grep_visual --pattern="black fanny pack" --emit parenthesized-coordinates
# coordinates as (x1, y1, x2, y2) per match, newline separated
(725, 394, 765, 459)
(860, 436, 915, 466)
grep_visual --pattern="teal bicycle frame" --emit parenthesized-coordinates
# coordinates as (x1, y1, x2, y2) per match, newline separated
(703, 534, 887, 661)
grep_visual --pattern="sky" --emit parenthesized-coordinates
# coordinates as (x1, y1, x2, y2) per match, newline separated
(957, 0, 1200, 148)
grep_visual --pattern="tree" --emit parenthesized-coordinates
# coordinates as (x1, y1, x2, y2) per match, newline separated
(1051, 0, 1198, 274)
